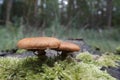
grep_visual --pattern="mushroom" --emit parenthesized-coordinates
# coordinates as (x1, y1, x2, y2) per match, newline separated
(57, 41, 80, 60)
(17, 37, 61, 58)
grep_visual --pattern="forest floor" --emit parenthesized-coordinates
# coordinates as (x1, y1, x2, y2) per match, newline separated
(0, 38, 120, 80)
(0, 26, 120, 80)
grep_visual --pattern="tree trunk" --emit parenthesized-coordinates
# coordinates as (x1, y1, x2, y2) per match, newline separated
(5, 0, 13, 25)
(106, 0, 113, 28)
(66, 0, 75, 27)
(34, 0, 38, 17)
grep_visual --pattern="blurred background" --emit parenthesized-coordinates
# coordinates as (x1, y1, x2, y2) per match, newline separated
(0, 0, 120, 52)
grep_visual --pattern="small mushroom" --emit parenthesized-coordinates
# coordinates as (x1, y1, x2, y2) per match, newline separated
(17, 37, 61, 58)
(57, 41, 80, 60)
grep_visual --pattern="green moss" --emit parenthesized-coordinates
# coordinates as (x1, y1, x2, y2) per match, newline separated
(16, 49, 27, 54)
(76, 52, 95, 63)
(76, 52, 120, 67)
(0, 53, 117, 80)
(115, 46, 120, 54)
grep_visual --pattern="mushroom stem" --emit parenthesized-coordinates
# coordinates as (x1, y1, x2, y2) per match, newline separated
(27, 49, 46, 57)
(35, 50, 48, 61)
(37, 50, 46, 56)
(60, 51, 70, 60)
(27, 49, 47, 61)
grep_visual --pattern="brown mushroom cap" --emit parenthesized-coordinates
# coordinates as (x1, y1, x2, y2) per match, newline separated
(17, 37, 61, 50)
(44, 37, 61, 49)
(58, 41, 80, 52)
